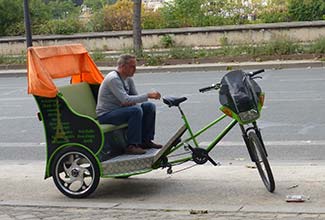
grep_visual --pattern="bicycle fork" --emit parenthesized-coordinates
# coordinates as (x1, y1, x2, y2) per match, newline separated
(240, 122, 268, 163)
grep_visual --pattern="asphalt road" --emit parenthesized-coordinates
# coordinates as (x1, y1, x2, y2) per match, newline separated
(0, 67, 325, 162)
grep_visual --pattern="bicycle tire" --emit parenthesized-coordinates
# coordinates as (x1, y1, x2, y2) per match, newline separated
(248, 131, 275, 192)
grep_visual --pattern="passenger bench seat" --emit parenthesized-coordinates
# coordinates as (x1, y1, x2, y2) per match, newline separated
(58, 82, 127, 133)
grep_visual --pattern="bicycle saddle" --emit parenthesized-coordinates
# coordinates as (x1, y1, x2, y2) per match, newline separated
(163, 96, 187, 107)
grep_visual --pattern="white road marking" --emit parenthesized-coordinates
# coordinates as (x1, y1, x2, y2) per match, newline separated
(200, 140, 325, 147)
(0, 116, 35, 120)
(1, 140, 325, 148)
(0, 142, 43, 147)
(0, 97, 31, 101)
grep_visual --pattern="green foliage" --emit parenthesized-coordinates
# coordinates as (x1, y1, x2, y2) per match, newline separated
(0, 0, 23, 36)
(257, 5, 290, 23)
(43, 18, 85, 34)
(91, 50, 106, 61)
(219, 36, 228, 46)
(5, 22, 26, 36)
(160, 0, 205, 27)
(30, 0, 52, 23)
(83, 0, 107, 11)
(288, 0, 325, 21)
(142, 9, 164, 29)
(169, 47, 196, 59)
(143, 54, 164, 66)
(309, 38, 325, 53)
(0, 0, 84, 36)
(1, 0, 325, 37)
(102, 0, 133, 31)
(0, 54, 26, 64)
(46, 0, 79, 19)
(218, 38, 302, 57)
(88, 10, 105, 32)
(160, 35, 174, 48)
(262, 38, 302, 55)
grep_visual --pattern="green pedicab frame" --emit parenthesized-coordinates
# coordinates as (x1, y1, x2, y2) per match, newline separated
(28, 44, 275, 198)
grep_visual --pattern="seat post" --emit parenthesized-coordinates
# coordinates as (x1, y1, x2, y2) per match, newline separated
(177, 105, 185, 117)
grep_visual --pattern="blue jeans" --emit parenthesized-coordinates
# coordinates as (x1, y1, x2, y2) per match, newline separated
(98, 102, 156, 145)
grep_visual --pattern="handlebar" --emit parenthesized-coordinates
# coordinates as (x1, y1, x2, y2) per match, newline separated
(249, 69, 264, 77)
(199, 69, 264, 93)
(199, 83, 220, 93)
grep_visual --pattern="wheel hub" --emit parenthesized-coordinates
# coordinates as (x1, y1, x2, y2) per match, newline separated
(71, 168, 79, 177)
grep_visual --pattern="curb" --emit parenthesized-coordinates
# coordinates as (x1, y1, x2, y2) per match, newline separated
(0, 60, 324, 77)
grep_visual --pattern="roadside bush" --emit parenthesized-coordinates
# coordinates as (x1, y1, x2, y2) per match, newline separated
(0, 0, 24, 36)
(160, 0, 205, 28)
(102, 0, 133, 31)
(169, 47, 195, 59)
(257, 5, 290, 23)
(45, 18, 86, 35)
(288, 0, 325, 21)
(5, 22, 25, 36)
(200, 0, 254, 26)
(160, 35, 174, 48)
(262, 38, 302, 55)
(309, 38, 325, 53)
(0, 54, 25, 64)
(142, 8, 164, 29)
(143, 53, 164, 66)
(88, 10, 105, 32)
(91, 50, 106, 61)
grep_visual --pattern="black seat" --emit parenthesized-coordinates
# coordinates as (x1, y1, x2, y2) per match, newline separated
(163, 96, 187, 107)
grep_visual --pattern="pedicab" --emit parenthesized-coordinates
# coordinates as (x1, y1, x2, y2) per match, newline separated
(27, 44, 275, 198)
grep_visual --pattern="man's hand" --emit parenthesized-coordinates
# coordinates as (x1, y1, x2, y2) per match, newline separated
(148, 91, 161, 100)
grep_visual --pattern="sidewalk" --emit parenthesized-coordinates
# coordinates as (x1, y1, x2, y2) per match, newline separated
(1, 160, 325, 219)
(0, 59, 324, 77)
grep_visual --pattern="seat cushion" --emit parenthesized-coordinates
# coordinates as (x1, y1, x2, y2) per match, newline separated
(98, 122, 128, 133)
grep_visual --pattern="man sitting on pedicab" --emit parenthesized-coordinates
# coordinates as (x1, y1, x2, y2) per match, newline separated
(96, 54, 162, 155)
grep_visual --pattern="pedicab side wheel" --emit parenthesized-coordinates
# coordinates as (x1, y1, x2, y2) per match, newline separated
(248, 132, 275, 193)
(51, 147, 100, 198)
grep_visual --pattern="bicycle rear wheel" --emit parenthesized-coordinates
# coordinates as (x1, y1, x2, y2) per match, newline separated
(248, 131, 275, 192)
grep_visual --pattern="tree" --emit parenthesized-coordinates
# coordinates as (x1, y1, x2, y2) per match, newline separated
(133, 0, 142, 56)
(0, 0, 23, 35)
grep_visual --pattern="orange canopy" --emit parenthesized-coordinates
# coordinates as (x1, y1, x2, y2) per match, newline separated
(27, 44, 104, 97)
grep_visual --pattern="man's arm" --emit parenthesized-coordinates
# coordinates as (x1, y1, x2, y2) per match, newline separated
(128, 78, 161, 100)
(109, 77, 148, 104)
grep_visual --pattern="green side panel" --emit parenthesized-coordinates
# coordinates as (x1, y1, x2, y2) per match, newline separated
(35, 95, 103, 162)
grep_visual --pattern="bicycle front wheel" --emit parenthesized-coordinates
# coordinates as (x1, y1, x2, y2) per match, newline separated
(248, 131, 275, 192)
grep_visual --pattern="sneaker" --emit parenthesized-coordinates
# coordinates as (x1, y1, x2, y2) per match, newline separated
(141, 140, 163, 149)
(125, 145, 146, 155)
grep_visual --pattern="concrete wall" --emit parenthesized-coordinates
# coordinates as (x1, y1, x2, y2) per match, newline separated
(1, 21, 325, 55)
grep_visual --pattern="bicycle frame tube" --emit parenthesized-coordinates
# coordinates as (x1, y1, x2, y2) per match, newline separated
(183, 114, 229, 147)
(206, 119, 237, 152)
(167, 113, 237, 165)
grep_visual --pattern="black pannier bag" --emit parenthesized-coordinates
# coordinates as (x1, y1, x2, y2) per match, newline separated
(219, 70, 262, 121)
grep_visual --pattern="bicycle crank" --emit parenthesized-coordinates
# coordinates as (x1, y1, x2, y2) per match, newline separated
(187, 145, 220, 166)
